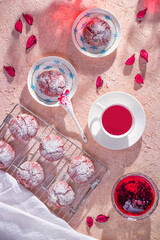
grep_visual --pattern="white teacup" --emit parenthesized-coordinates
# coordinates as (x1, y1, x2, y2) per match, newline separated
(96, 102, 135, 138)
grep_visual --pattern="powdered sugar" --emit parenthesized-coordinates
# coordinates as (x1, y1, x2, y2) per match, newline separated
(83, 18, 111, 47)
(96, 22, 107, 32)
(9, 114, 38, 141)
(68, 156, 95, 183)
(38, 70, 66, 97)
(17, 161, 44, 188)
(48, 181, 75, 207)
(43, 138, 62, 153)
(39, 134, 64, 161)
(0, 141, 15, 169)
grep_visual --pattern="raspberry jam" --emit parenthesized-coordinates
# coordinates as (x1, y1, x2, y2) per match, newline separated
(102, 105, 133, 136)
(114, 175, 155, 216)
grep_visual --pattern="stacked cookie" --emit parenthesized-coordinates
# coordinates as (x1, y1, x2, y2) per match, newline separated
(0, 113, 95, 208)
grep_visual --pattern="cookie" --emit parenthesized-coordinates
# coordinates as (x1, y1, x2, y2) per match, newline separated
(9, 114, 38, 141)
(48, 181, 75, 208)
(17, 161, 44, 188)
(39, 134, 64, 161)
(38, 70, 66, 97)
(83, 18, 111, 47)
(67, 156, 95, 183)
(0, 141, 15, 169)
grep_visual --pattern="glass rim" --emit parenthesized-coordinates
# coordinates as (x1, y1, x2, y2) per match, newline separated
(111, 172, 159, 221)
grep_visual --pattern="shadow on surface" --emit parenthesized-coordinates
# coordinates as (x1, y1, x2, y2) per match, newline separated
(100, 208, 151, 240)
(20, 84, 85, 145)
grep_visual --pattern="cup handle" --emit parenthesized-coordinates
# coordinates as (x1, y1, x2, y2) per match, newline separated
(96, 102, 104, 111)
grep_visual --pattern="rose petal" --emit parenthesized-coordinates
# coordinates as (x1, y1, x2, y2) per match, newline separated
(26, 35, 37, 50)
(125, 54, 135, 65)
(135, 74, 144, 84)
(15, 19, 22, 33)
(96, 76, 103, 89)
(86, 216, 93, 228)
(23, 14, 33, 25)
(140, 49, 148, 62)
(137, 8, 147, 18)
(64, 89, 70, 95)
(58, 96, 62, 102)
(96, 214, 109, 223)
(60, 89, 70, 98)
(4, 66, 15, 77)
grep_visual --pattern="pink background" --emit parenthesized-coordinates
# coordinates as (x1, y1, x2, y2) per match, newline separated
(0, 0, 160, 239)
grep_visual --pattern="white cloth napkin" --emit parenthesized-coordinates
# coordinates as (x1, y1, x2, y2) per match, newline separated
(0, 170, 97, 240)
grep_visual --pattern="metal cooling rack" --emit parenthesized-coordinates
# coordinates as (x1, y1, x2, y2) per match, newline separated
(0, 103, 107, 223)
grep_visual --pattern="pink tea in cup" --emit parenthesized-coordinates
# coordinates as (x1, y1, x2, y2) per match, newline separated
(102, 105, 133, 135)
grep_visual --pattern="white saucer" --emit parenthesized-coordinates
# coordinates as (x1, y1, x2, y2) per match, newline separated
(27, 56, 78, 107)
(72, 8, 121, 58)
(88, 92, 146, 150)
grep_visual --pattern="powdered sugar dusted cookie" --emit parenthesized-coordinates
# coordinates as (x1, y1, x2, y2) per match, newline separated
(38, 70, 66, 97)
(17, 161, 44, 188)
(9, 114, 38, 141)
(83, 18, 111, 47)
(39, 134, 64, 161)
(48, 181, 75, 208)
(0, 141, 15, 169)
(67, 156, 95, 183)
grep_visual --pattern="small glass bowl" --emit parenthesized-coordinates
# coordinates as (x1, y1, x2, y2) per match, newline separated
(111, 173, 159, 221)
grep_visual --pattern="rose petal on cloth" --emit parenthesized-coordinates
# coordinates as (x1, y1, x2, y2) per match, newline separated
(96, 215, 109, 223)
(15, 19, 22, 33)
(140, 49, 148, 62)
(125, 54, 135, 65)
(137, 8, 147, 18)
(4, 66, 15, 77)
(96, 76, 103, 89)
(86, 217, 93, 228)
(23, 14, 33, 25)
(26, 35, 37, 50)
(135, 74, 144, 84)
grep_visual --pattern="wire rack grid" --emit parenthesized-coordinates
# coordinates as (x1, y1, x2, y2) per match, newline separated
(0, 103, 107, 223)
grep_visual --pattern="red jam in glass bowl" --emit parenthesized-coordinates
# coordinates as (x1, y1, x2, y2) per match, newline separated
(112, 173, 159, 219)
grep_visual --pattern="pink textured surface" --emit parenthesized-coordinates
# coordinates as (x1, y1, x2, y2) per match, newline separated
(0, 0, 160, 239)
